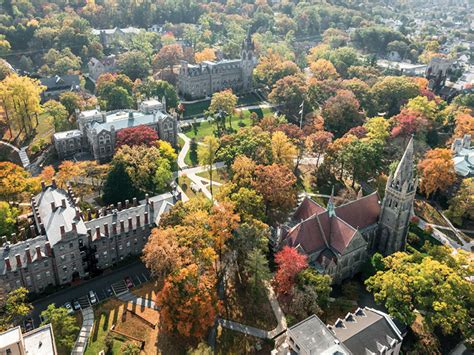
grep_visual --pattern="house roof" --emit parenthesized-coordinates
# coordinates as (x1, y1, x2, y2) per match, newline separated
(40, 75, 80, 90)
(0, 235, 49, 275)
(23, 323, 57, 355)
(89, 110, 170, 133)
(328, 308, 403, 355)
(334, 193, 381, 230)
(293, 197, 326, 221)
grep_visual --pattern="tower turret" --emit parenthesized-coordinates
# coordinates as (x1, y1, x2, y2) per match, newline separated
(377, 136, 417, 255)
(241, 32, 256, 92)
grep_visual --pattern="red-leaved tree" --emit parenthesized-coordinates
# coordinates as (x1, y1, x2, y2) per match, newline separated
(115, 125, 158, 148)
(274, 246, 308, 295)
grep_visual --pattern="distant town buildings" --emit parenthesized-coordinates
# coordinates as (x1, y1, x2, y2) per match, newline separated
(39, 75, 80, 101)
(87, 55, 117, 82)
(0, 324, 57, 355)
(177, 34, 256, 100)
(53, 98, 178, 162)
(451, 134, 473, 177)
(91, 27, 141, 49)
(277, 138, 416, 284)
(273, 307, 405, 355)
(0, 181, 177, 294)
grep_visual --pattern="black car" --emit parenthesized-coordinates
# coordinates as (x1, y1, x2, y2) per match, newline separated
(24, 318, 34, 332)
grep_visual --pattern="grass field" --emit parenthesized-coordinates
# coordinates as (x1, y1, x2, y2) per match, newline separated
(195, 168, 229, 184)
(181, 93, 262, 118)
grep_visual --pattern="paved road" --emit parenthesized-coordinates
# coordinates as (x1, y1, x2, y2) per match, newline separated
(30, 260, 150, 326)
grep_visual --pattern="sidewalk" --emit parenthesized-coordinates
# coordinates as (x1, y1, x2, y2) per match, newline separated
(117, 291, 159, 310)
(71, 307, 94, 355)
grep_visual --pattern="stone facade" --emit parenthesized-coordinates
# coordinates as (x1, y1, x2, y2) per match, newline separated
(280, 138, 416, 284)
(0, 181, 177, 294)
(53, 98, 178, 162)
(87, 55, 117, 81)
(177, 34, 256, 100)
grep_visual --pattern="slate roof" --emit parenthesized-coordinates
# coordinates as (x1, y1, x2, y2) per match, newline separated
(0, 235, 49, 275)
(40, 75, 80, 91)
(184, 59, 242, 77)
(328, 308, 403, 354)
(89, 110, 169, 133)
(285, 193, 380, 256)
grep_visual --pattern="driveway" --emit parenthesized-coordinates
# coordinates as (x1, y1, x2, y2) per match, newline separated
(30, 260, 150, 326)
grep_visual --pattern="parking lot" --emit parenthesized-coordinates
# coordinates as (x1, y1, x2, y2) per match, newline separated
(29, 260, 151, 327)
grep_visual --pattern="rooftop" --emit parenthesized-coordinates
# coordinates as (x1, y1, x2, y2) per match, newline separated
(89, 110, 169, 133)
(23, 324, 57, 355)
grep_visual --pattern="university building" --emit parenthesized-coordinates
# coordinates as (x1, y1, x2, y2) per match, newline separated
(53, 98, 178, 162)
(277, 138, 417, 284)
(0, 180, 177, 294)
(177, 34, 256, 100)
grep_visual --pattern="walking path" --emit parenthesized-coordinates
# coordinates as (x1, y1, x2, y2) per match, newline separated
(117, 291, 159, 310)
(0, 140, 30, 168)
(218, 282, 287, 339)
(71, 307, 94, 355)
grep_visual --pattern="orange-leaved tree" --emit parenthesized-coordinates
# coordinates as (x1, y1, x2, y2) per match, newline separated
(418, 148, 456, 198)
(157, 264, 220, 340)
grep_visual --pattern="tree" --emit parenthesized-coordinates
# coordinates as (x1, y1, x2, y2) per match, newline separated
(121, 343, 141, 355)
(195, 48, 216, 63)
(115, 125, 159, 148)
(56, 161, 83, 188)
(274, 246, 308, 295)
(153, 157, 173, 192)
(117, 50, 151, 80)
(0, 74, 45, 138)
(254, 164, 297, 223)
(391, 109, 431, 140)
(102, 162, 140, 205)
(229, 187, 265, 222)
(209, 89, 238, 128)
(418, 149, 456, 198)
(271, 131, 298, 168)
(341, 78, 376, 115)
(254, 50, 300, 88)
(43, 100, 70, 132)
(445, 178, 474, 226)
(296, 268, 332, 309)
(187, 342, 213, 355)
(244, 248, 271, 298)
(59, 92, 83, 116)
(40, 48, 82, 76)
(198, 136, 219, 196)
(106, 86, 134, 110)
(290, 285, 323, 320)
(0, 288, 31, 331)
(0, 60, 13, 80)
(305, 131, 334, 165)
(307, 45, 360, 77)
(0, 202, 18, 237)
(269, 74, 308, 120)
(152, 44, 184, 72)
(366, 247, 473, 337)
(142, 228, 190, 279)
(371, 76, 420, 116)
(364, 116, 390, 142)
(157, 264, 219, 340)
(133, 78, 179, 109)
(0, 162, 32, 200)
(40, 304, 79, 352)
(406, 96, 438, 122)
(309, 59, 339, 81)
(231, 155, 256, 188)
(453, 113, 473, 138)
(322, 90, 363, 137)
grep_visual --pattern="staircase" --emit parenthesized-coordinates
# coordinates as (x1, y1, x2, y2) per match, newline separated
(77, 295, 91, 309)
(19, 147, 30, 168)
(111, 280, 129, 296)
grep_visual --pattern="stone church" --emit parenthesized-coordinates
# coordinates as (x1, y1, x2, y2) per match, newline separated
(177, 34, 256, 100)
(280, 138, 416, 284)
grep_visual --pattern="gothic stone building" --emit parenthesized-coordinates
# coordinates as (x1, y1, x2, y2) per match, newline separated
(281, 138, 416, 284)
(0, 181, 176, 294)
(177, 34, 256, 100)
(53, 99, 178, 162)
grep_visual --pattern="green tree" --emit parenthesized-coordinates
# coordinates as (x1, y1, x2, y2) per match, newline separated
(43, 100, 70, 132)
(117, 50, 151, 81)
(371, 76, 420, 116)
(0, 288, 31, 331)
(102, 162, 140, 205)
(134, 78, 178, 109)
(59, 92, 83, 116)
(366, 247, 473, 338)
(121, 342, 141, 355)
(40, 48, 82, 76)
(198, 136, 219, 197)
(0, 202, 18, 237)
(106, 86, 134, 110)
(153, 157, 173, 193)
(244, 248, 272, 298)
(296, 268, 332, 309)
(445, 178, 474, 226)
(40, 304, 79, 353)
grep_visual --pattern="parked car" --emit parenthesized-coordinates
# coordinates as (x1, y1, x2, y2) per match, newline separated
(24, 318, 34, 332)
(72, 300, 81, 311)
(124, 276, 133, 289)
(106, 287, 113, 297)
(63, 302, 73, 314)
(88, 290, 97, 304)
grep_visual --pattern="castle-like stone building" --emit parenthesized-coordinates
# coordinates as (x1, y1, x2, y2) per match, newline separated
(0, 181, 177, 294)
(53, 98, 178, 162)
(280, 138, 416, 284)
(177, 34, 256, 100)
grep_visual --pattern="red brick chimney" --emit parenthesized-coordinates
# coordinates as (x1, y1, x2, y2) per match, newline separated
(15, 254, 22, 268)
(45, 242, 52, 256)
(104, 223, 109, 237)
(120, 220, 125, 233)
(61, 199, 66, 208)
(95, 226, 101, 239)
(72, 222, 77, 232)
(4, 258, 11, 271)
(125, 200, 129, 209)
(60, 225, 65, 237)
(52, 178, 57, 188)
(41, 180, 46, 191)
(136, 215, 140, 228)
(145, 193, 149, 204)
(51, 202, 56, 211)
(144, 212, 149, 224)
(35, 246, 42, 260)
(112, 222, 117, 235)
(133, 197, 137, 207)
(25, 248, 32, 264)
(128, 217, 133, 230)
(117, 202, 122, 211)
(30, 225, 36, 238)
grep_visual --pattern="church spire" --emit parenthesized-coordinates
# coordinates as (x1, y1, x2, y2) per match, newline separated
(328, 186, 336, 218)
(390, 135, 415, 193)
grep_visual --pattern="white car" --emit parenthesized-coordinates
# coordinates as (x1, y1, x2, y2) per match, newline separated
(64, 302, 73, 314)
(88, 291, 97, 304)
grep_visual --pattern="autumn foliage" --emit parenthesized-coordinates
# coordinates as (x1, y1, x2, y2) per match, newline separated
(157, 264, 220, 340)
(274, 246, 308, 295)
(418, 148, 456, 197)
(115, 125, 159, 148)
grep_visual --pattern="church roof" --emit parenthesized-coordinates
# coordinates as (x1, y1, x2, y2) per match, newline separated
(285, 192, 380, 256)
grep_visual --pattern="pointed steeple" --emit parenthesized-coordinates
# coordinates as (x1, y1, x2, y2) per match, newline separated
(328, 186, 336, 218)
(390, 136, 414, 193)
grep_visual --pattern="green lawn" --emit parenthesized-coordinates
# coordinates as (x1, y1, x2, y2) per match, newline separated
(182, 100, 211, 118)
(179, 175, 206, 200)
(195, 168, 229, 184)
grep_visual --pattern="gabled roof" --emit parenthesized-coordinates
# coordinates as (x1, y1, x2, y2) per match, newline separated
(293, 197, 326, 221)
(334, 193, 381, 230)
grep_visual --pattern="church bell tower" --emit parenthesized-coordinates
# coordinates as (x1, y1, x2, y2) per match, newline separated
(241, 32, 256, 92)
(377, 137, 417, 256)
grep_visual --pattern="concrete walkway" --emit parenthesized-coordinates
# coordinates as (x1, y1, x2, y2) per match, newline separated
(0, 140, 30, 168)
(71, 307, 94, 355)
(218, 282, 287, 339)
(117, 291, 159, 310)
(177, 133, 190, 169)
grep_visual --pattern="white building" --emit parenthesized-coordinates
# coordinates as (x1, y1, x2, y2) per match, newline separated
(452, 134, 473, 177)
(0, 324, 57, 355)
